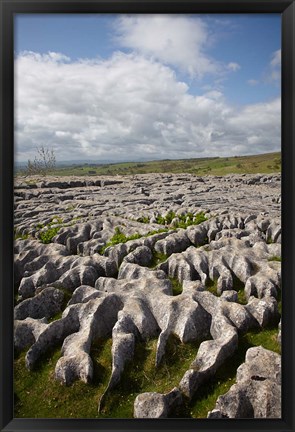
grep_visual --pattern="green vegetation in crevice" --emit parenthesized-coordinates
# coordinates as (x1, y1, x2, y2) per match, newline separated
(14, 229, 30, 241)
(237, 289, 248, 305)
(39, 226, 61, 244)
(59, 287, 72, 305)
(36, 216, 83, 244)
(99, 227, 142, 254)
(155, 210, 176, 225)
(145, 228, 169, 236)
(232, 273, 248, 305)
(137, 216, 150, 224)
(143, 210, 208, 229)
(201, 242, 211, 251)
(205, 278, 219, 296)
(149, 251, 168, 268)
(35, 217, 63, 244)
(268, 255, 281, 262)
(176, 211, 207, 229)
(65, 204, 76, 212)
(199, 236, 209, 247)
(99, 227, 169, 255)
(168, 277, 183, 296)
(36, 216, 63, 230)
(47, 311, 63, 323)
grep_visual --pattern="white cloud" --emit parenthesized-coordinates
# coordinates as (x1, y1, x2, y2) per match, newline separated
(270, 49, 281, 68)
(113, 16, 242, 80)
(227, 62, 240, 72)
(113, 15, 221, 79)
(15, 51, 280, 163)
(227, 98, 281, 150)
(267, 49, 281, 82)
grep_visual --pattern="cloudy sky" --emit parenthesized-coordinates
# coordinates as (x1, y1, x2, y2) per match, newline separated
(14, 14, 281, 163)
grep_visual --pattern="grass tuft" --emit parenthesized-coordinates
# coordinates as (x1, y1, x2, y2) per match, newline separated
(149, 251, 168, 268)
(205, 278, 219, 296)
(169, 277, 183, 296)
(268, 256, 281, 262)
(39, 226, 60, 244)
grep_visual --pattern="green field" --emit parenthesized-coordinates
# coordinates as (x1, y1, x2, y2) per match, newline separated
(32, 151, 281, 177)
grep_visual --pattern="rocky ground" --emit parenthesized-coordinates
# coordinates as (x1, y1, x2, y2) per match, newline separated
(14, 172, 281, 418)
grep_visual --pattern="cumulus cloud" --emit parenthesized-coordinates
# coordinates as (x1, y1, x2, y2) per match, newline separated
(227, 98, 281, 150)
(114, 15, 240, 79)
(14, 51, 280, 163)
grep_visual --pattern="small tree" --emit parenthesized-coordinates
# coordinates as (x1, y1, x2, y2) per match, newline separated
(25, 146, 56, 176)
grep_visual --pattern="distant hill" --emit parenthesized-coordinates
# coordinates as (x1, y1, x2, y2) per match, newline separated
(47, 152, 281, 177)
(15, 152, 281, 177)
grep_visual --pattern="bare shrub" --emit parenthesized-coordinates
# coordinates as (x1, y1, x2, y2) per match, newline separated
(25, 146, 56, 176)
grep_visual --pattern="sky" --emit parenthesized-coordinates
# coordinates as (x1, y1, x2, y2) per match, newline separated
(14, 14, 281, 163)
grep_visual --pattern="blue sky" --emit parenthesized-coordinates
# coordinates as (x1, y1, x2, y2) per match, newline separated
(14, 14, 281, 162)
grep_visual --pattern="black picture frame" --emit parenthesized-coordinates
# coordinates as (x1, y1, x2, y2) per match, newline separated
(0, 0, 294, 431)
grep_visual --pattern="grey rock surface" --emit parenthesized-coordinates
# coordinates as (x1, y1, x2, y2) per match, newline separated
(207, 346, 281, 418)
(134, 387, 182, 418)
(14, 287, 64, 320)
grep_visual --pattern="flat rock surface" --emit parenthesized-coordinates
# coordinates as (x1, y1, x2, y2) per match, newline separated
(14, 173, 281, 418)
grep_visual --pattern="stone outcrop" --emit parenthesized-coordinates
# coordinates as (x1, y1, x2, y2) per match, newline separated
(134, 387, 182, 418)
(207, 346, 281, 418)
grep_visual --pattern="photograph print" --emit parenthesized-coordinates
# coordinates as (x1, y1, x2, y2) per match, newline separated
(13, 13, 282, 419)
